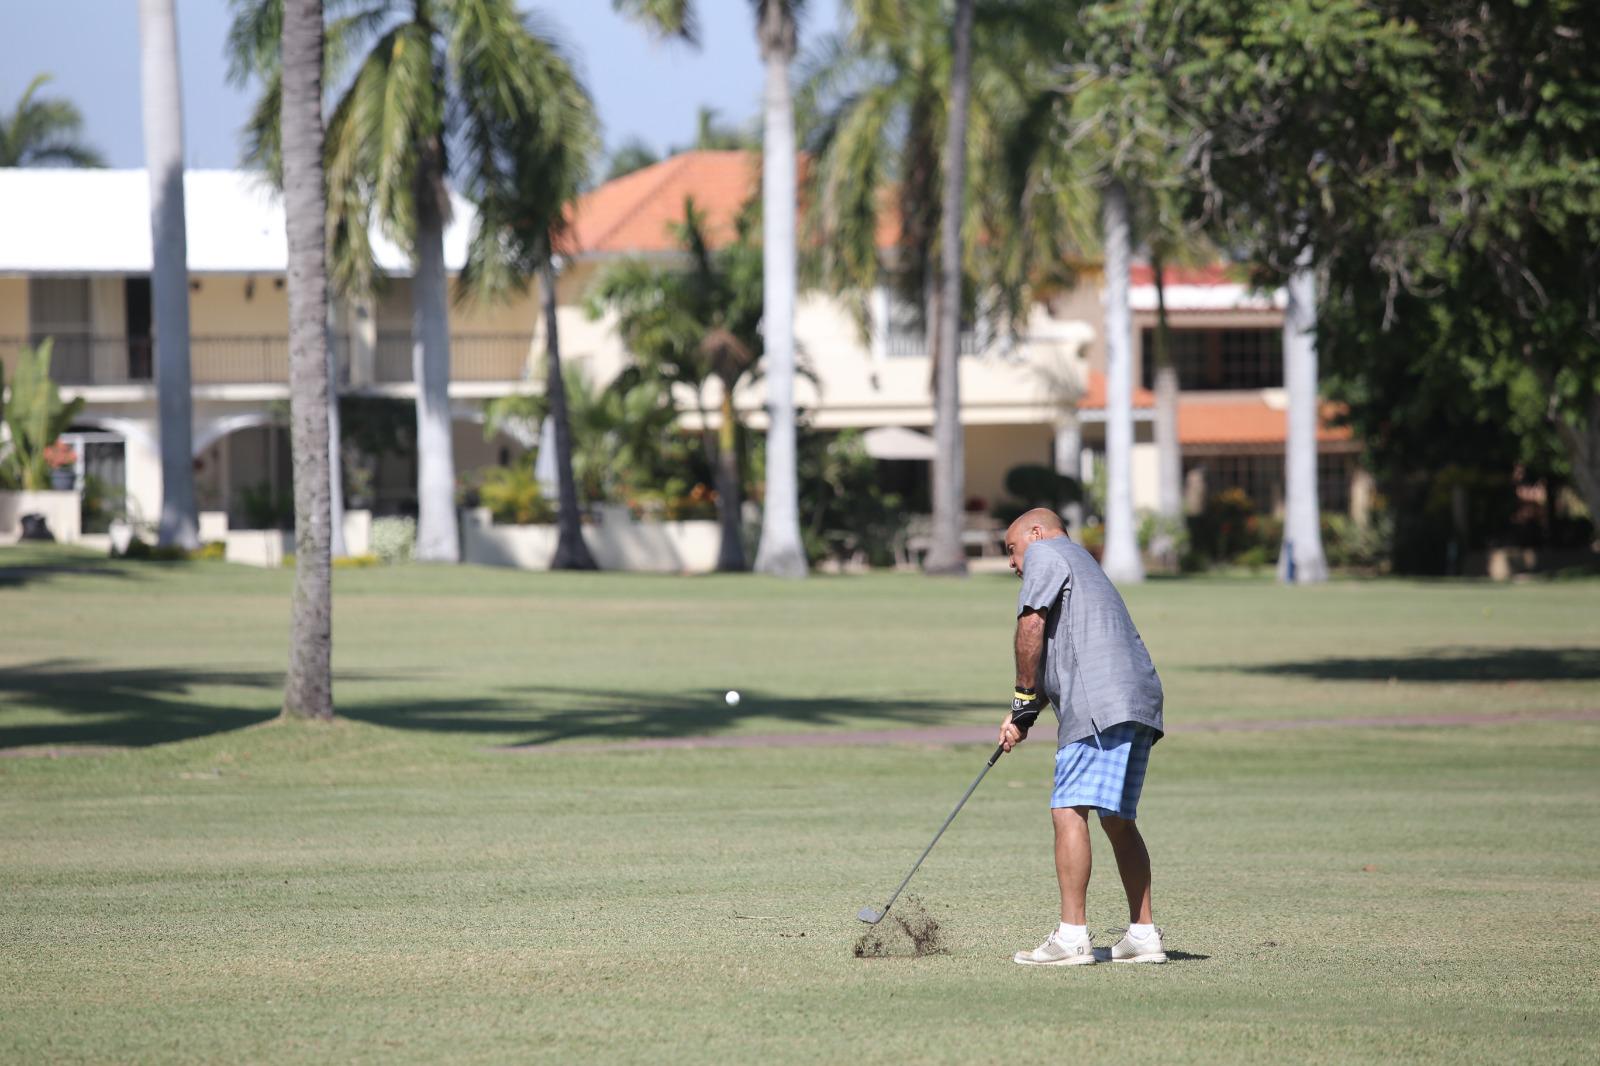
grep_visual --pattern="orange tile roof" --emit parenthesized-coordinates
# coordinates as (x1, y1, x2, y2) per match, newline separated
(1078, 370, 1155, 410)
(1179, 400, 1351, 446)
(570, 150, 761, 255)
(1128, 263, 1242, 287)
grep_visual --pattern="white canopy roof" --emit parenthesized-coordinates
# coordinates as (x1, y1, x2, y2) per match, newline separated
(861, 425, 936, 461)
(0, 168, 475, 275)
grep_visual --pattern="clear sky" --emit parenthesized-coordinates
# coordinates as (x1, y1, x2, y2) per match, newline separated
(0, 0, 843, 171)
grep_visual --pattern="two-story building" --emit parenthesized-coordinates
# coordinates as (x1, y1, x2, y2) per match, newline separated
(0, 151, 1362, 546)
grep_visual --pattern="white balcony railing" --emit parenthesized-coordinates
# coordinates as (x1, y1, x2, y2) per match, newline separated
(0, 333, 532, 387)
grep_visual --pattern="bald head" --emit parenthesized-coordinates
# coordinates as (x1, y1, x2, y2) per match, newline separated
(1004, 508, 1067, 578)
(1008, 508, 1065, 540)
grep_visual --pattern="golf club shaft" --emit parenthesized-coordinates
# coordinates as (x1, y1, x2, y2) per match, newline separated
(874, 743, 1006, 918)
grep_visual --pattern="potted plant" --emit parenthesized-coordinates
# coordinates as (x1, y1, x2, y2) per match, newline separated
(43, 440, 77, 491)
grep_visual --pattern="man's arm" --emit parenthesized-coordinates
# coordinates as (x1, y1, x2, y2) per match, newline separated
(1014, 608, 1046, 689)
(1000, 608, 1047, 751)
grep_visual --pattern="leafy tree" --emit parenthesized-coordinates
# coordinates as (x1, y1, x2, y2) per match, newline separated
(603, 138, 660, 182)
(1128, 0, 1600, 560)
(587, 200, 765, 570)
(0, 74, 105, 167)
(616, 0, 809, 577)
(229, 0, 596, 564)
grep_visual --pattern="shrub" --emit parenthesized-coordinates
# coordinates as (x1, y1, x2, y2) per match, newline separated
(193, 541, 226, 561)
(333, 553, 380, 569)
(477, 465, 555, 526)
(369, 516, 416, 564)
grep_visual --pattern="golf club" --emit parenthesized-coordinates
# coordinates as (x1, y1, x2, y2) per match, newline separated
(857, 742, 1007, 924)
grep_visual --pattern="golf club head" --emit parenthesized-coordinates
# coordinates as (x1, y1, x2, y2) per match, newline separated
(857, 906, 884, 925)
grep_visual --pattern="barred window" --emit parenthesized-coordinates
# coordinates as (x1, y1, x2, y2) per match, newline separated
(1142, 327, 1283, 390)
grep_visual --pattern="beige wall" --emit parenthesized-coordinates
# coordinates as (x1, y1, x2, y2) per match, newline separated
(0, 276, 26, 379)
(189, 275, 291, 334)
(964, 423, 1056, 509)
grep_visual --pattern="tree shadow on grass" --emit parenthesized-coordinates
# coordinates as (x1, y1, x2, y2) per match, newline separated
(1232, 646, 1600, 684)
(0, 659, 284, 749)
(0, 557, 144, 590)
(342, 684, 978, 749)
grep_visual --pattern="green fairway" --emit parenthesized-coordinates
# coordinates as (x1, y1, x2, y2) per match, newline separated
(2, 547, 1598, 1063)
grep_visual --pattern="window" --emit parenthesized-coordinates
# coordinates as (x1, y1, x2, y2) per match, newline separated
(1142, 327, 1282, 391)
(1318, 452, 1352, 514)
(1184, 452, 1355, 515)
(29, 277, 93, 384)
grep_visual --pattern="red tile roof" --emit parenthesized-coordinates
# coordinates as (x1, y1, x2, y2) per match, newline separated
(1078, 370, 1155, 410)
(570, 151, 761, 255)
(1128, 263, 1242, 287)
(1179, 400, 1351, 446)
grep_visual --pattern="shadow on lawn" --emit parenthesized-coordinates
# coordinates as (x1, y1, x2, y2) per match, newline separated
(343, 684, 977, 749)
(0, 659, 282, 749)
(0, 557, 143, 590)
(1235, 646, 1600, 683)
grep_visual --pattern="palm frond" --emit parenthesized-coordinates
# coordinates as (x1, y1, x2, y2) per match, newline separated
(611, 0, 698, 44)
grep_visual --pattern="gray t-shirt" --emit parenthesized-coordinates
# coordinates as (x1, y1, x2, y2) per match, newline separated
(1016, 537, 1165, 747)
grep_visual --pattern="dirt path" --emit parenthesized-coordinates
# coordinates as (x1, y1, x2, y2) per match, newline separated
(499, 706, 1600, 755)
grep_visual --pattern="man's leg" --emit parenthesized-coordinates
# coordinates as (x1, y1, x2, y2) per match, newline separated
(1052, 806, 1094, 924)
(1099, 814, 1153, 924)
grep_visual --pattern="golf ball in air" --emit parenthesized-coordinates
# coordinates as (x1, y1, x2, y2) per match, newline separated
(725, 690, 741, 706)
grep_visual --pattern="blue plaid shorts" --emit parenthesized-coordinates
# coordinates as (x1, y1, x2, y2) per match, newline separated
(1051, 722, 1155, 818)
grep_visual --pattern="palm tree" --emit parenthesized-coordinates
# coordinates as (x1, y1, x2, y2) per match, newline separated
(615, 0, 808, 577)
(800, 1, 1078, 570)
(1098, 179, 1144, 582)
(230, 0, 600, 565)
(138, 0, 200, 550)
(588, 201, 765, 571)
(279, 0, 334, 721)
(1278, 253, 1328, 583)
(0, 74, 105, 167)
(922, 0, 976, 575)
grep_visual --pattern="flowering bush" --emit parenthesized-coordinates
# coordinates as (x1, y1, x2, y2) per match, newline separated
(43, 440, 78, 469)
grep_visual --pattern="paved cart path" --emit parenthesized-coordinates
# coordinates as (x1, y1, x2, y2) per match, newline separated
(498, 706, 1600, 754)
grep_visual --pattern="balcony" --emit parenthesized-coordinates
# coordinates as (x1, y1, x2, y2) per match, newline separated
(882, 329, 984, 358)
(0, 332, 533, 387)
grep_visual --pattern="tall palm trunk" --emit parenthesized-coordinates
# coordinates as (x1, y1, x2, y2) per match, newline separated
(1151, 251, 1182, 567)
(541, 257, 597, 570)
(411, 160, 459, 562)
(752, 5, 807, 578)
(1100, 180, 1144, 583)
(714, 382, 746, 571)
(1278, 256, 1327, 584)
(923, 0, 975, 576)
(326, 301, 346, 557)
(138, 0, 198, 549)
(280, 0, 333, 721)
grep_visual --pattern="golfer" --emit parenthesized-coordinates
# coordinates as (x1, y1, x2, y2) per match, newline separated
(1000, 508, 1167, 966)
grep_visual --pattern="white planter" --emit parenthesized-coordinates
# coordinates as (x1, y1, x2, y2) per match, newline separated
(461, 513, 722, 573)
(0, 489, 82, 545)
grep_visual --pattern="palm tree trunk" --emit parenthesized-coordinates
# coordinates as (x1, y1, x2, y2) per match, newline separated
(714, 383, 746, 571)
(751, 22, 807, 578)
(1151, 251, 1182, 567)
(541, 257, 597, 570)
(1100, 180, 1144, 583)
(280, 0, 333, 721)
(326, 302, 346, 557)
(410, 163, 459, 562)
(923, 0, 975, 576)
(138, 0, 198, 549)
(1277, 255, 1328, 583)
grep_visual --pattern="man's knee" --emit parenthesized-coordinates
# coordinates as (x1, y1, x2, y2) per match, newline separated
(1100, 814, 1138, 838)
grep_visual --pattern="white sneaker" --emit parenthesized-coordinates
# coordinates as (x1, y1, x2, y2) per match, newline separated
(1109, 926, 1168, 963)
(1013, 928, 1096, 966)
